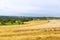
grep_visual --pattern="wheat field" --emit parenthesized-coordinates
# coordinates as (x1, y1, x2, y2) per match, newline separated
(0, 20, 60, 40)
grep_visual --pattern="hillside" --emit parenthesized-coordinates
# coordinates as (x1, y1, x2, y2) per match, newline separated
(0, 19, 60, 40)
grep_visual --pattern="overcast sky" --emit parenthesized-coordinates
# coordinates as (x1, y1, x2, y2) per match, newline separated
(0, 0, 60, 17)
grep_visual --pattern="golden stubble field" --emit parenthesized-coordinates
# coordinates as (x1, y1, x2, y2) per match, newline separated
(0, 20, 60, 40)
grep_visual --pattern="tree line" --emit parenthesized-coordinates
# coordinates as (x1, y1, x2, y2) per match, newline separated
(0, 16, 33, 25)
(0, 16, 60, 25)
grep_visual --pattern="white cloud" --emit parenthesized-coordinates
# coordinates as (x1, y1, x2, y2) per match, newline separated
(0, 0, 60, 16)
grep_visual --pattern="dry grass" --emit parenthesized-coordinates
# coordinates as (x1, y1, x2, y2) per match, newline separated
(0, 20, 60, 40)
(0, 20, 48, 32)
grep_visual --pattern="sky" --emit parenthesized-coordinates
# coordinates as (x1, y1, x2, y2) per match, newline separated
(0, 0, 60, 17)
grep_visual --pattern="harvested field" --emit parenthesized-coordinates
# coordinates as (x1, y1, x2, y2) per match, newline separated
(0, 20, 60, 40)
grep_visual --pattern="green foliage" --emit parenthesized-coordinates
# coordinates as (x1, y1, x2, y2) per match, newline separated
(0, 16, 60, 25)
(0, 16, 33, 25)
(1, 22, 6, 25)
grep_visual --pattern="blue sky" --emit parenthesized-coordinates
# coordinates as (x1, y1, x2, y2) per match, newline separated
(0, 0, 60, 17)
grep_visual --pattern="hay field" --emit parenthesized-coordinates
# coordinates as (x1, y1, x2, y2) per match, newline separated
(0, 20, 60, 40)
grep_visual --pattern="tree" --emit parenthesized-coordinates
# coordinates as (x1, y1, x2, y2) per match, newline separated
(1, 22, 6, 25)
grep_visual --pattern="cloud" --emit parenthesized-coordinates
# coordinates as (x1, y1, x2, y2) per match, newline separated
(0, 0, 60, 16)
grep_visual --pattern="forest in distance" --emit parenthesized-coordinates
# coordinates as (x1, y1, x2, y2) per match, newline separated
(0, 16, 60, 25)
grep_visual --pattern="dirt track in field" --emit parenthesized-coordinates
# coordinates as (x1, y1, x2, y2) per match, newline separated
(15, 20, 60, 30)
